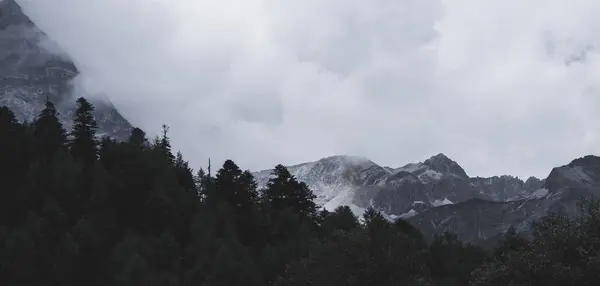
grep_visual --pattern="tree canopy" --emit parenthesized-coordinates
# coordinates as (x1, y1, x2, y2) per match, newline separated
(1, 98, 599, 285)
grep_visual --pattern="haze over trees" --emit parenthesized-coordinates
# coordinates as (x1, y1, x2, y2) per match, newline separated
(1, 97, 600, 285)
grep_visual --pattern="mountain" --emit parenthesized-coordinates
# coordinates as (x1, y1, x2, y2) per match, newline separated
(254, 153, 544, 218)
(255, 154, 600, 245)
(470, 175, 544, 202)
(409, 155, 600, 244)
(254, 155, 391, 216)
(0, 0, 132, 139)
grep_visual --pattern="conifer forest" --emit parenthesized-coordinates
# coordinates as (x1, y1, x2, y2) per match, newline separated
(2, 97, 600, 286)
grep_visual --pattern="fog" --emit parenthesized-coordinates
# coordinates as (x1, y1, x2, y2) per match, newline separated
(17, 0, 600, 178)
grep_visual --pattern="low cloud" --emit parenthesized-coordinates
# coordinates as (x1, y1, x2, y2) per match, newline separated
(18, 0, 600, 178)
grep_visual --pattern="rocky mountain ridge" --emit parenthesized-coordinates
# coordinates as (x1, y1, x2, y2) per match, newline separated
(254, 153, 600, 245)
(0, 0, 132, 140)
(7, 0, 598, 246)
(254, 153, 544, 218)
(409, 155, 600, 244)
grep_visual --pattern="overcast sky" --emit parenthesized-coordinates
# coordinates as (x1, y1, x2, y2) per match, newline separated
(18, 0, 600, 179)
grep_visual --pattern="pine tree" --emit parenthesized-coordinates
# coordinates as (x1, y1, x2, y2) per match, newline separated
(156, 124, 175, 164)
(23, 102, 69, 216)
(69, 97, 98, 165)
(0, 106, 29, 227)
(0, 106, 26, 167)
(33, 101, 67, 161)
(321, 205, 360, 233)
(212, 160, 262, 247)
(363, 207, 390, 234)
(0, 106, 21, 172)
(128, 127, 148, 149)
(175, 151, 196, 192)
(213, 160, 255, 208)
(262, 164, 317, 220)
(195, 168, 207, 200)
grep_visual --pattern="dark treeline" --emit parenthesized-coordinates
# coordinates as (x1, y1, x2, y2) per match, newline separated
(1, 97, 600, 286)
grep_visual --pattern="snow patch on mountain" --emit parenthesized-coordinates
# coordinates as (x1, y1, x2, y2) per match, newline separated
(254, 155, 389, 213)
(396, 162, 423, 173)
(321, 184, 355, 211)
(431, 197, 454, 207)
(418, 169, 443, 182)
(254, 153, 543, 220)
(390, 209, 417, 220)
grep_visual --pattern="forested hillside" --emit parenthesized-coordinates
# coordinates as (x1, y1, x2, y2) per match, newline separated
(1, 97, 600, 286)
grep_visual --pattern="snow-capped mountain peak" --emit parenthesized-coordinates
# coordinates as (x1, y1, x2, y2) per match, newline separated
(253, 153, 542, 219)
(254, 154, 390, 214)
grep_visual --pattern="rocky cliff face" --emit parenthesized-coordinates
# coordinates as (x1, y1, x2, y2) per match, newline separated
(0, 0, 132, 140)
(409, 155, 600, 244)
(470, 175, 544, 202)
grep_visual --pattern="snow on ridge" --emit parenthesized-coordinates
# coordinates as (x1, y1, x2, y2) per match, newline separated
(317, 183, 354, 208)
(253, 155, 380, 213)
(396, 162, 423, 173)
(391, 209, 417, 219)
(431, 197, 454, 207)
(326, 154, 373, 166)
(254, 153, 545, 219)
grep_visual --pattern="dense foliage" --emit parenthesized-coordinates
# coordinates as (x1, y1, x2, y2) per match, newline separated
(1, 98, 600, 285)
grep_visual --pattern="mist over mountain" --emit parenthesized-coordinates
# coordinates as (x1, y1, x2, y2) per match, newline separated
(14, 0, 600, 180)
(255, 153, 541, 212)
(4, 0, 600, 285)
(0, 0, 132, 139)
(4, 0, 600, 248)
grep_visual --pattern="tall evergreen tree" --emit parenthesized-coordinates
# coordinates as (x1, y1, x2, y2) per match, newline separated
(33, 101, 67, 161)
(262, 164, 317, 221)
(0, 106, 28, 227)
(69, 97, 98, 165)
(321, 205, 360, 234)
(211, 160, 262, 247)
(155, 124, 175, 164)
(175, 151, 196, 192)
(0, 106, 21, 172)
(195, 168, 208, 201)
(363, 207, 390, 235)
(128, 127, 148, 149)
(212, 160, 257, 208)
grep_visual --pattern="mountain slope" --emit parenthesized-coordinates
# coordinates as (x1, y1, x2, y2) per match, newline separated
(0, 0, 132, 139)
(254, 155, 391, 216)
(409, 155, 600, 244)
(256, 154, 600, 245)
(254, 153, 543, 219)
(470, 175, 544, 202)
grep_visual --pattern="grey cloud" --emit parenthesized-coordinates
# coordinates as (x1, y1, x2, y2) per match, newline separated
(17, 0, 600, 178)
